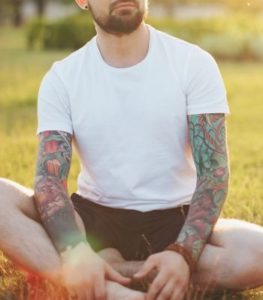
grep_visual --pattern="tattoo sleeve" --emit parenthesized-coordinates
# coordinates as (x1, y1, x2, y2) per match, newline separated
(34, 131, 86, 253)
(176, 114, 229, 262)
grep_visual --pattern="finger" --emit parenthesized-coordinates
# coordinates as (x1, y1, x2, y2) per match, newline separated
(146, 272, 167, 300)
(85, 283, 94, 300)
(170, 285, 187, 300)
(156, 280, 175, 300)
(106, 264, 131, 285)
(133, 257, 156, 279)
(94, 275, 106, 300)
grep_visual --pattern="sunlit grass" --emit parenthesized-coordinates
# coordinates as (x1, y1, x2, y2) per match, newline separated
(0, 26, 263, 299)
(221, 62, 263, 224)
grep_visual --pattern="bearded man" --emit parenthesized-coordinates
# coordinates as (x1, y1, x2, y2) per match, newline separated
(0, 0, 263, 299)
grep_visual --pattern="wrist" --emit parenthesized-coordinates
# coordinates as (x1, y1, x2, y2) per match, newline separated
(60, 241, 93, 264)
(56, 229, 87, 253)
(165, 243, 195, 277)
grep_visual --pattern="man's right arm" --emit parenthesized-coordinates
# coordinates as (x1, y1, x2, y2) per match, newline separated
(34, 130, 85, 253)
(34, 130, 130, 299)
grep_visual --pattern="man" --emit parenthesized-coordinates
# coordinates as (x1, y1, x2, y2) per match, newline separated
(0, 0, 263, 299)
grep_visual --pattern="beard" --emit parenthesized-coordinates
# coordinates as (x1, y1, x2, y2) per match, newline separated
(89, 0, 147, 36)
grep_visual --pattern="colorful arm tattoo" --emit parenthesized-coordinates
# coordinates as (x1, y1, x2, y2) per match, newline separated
(176, 114, 229, 262)
(34, 131, 85, 253)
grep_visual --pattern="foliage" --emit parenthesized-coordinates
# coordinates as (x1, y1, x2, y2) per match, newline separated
(1, 0, 263, 28)
(150, 0, 263, 13)
(0, 0, 77, 27)
(26, 13, 263, 61)
(26, 13, 96, 50)
(149, 14, 263, 38)
(149, 14, 263, 61)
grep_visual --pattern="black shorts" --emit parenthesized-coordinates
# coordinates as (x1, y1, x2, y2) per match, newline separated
(71, 193, 189, 261)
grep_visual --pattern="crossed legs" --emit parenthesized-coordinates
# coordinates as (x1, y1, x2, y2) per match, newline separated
(0, 178, 145, 300)
(1, 178, 263, 298)
(100, 220, 263, 292)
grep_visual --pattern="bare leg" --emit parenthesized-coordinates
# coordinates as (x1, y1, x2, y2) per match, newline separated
(192, 218, 263, 291)
(98, 248, 144, 278)
(0, 178, 63, 280)
(99, 218, 263, 293)
(107, 281, 145, 300)
(0, 178, 146, 299)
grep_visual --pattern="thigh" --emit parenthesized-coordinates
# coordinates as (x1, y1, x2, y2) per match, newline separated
(0, 178, 85, 232)
(208, 218, 263, 251)
(0, 178, 37, 219)
(194, 218, 263, 290)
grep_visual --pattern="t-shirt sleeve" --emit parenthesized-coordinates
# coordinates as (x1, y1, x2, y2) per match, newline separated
(36, 65, 73, 135)
(185, 46, 230, 115)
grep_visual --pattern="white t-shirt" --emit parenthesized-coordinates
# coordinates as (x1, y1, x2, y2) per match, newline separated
(37, 25, 229, 212)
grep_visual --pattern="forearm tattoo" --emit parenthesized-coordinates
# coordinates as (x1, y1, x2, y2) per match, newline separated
(176, 114, 229, 262)
(34, 131, 85, 253)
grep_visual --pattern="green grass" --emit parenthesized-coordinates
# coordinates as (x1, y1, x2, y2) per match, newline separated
(0, 27, 80, 192)
(0, 27, 263, 299)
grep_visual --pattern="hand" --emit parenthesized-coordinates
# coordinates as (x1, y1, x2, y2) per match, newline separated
(133, 250, 190, 300)
(60, 242, 131, 300)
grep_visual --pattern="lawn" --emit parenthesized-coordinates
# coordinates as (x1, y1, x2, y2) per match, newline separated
(0, 27, 263, 299)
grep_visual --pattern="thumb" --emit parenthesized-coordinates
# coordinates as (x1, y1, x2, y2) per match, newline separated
(105, 265, 131, 285)
(133, 257, 156, 279)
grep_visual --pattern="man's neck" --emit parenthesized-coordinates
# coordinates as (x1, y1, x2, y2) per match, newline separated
(95, 22, 150, 68)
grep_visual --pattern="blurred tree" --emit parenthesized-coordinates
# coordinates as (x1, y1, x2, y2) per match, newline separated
(0, 0, 72, 26)
(34, 0, 47, 17)
(150, 0, 263, 14)
(11, 0, 24, 26)
(220, 0, 263, 12)
(32, 0, 72, 18)
(150, 0, 179, 16)
(1, 0, 262, 27)
(0, 0, 8, 24)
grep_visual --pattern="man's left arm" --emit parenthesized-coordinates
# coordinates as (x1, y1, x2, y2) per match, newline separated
(175, 113, 229, 264)
(134, 113, 229, 300)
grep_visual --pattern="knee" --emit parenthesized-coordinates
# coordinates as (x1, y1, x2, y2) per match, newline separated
(192, 246, 262, 291)
(213, 249, 263, 291)
(98, 248, 125, 263)
(0, 178, 33, 209)
(193, 254, 236, 291)
(230, 250, 263, 290)
(0, 178, 14, 205)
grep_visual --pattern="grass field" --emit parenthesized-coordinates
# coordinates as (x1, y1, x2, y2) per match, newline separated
(0, 27, 263, 299)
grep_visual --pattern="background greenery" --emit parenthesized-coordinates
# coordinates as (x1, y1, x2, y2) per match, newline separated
(0, 17, 263, 299)
(26, 13, 263, 62)
(1, 0, 263, 27)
